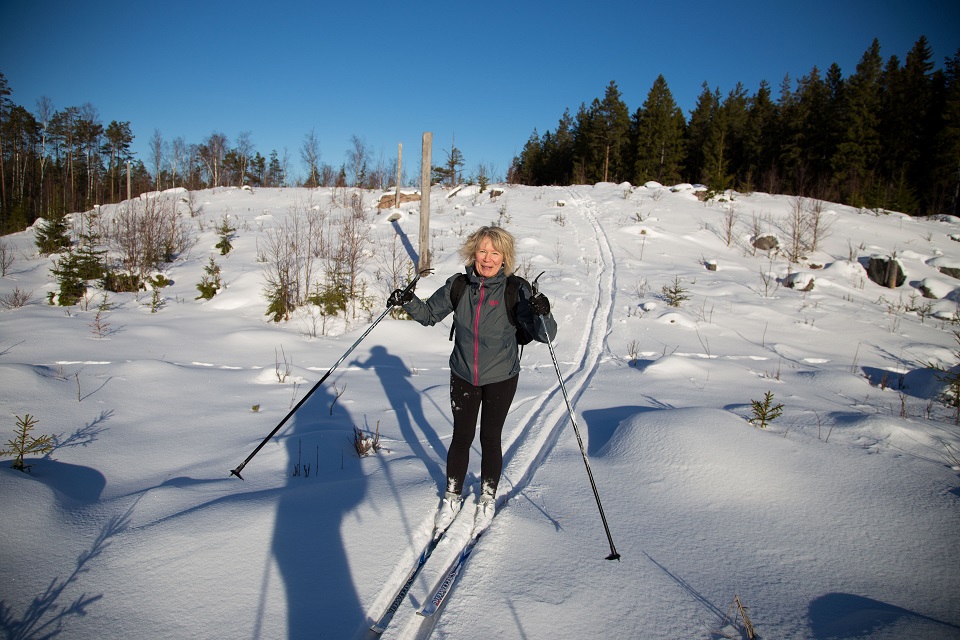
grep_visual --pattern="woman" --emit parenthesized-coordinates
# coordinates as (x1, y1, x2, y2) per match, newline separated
(388, 226, 557, 534)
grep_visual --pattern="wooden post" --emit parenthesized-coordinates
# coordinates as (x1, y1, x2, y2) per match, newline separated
(395, 143, 402, 208)
(419, 133, 432, 274)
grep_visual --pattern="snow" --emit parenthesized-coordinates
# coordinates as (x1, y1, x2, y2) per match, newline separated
(1, 183, 960, 639)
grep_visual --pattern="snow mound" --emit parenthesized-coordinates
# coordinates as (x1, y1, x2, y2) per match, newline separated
(641, 354, 708, 379)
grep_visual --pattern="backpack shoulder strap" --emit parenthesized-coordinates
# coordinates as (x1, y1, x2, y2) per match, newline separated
(448, 274, 467, 341)
(505, 275, 529, 327)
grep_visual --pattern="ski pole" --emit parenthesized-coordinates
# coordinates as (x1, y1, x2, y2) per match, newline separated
(534, 277, 620, 561)
(230, 268, 431, 479)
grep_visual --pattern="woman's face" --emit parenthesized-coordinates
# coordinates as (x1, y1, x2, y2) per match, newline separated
(474, 237, 504, 278)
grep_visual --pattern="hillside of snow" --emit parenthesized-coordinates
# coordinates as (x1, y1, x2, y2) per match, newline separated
(1, 182, 959, 639)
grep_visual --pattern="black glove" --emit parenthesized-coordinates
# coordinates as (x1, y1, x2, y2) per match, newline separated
(387, 287, 414, 308)
(530, 293, 550, 316)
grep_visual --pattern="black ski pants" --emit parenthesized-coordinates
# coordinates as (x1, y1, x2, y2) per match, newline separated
(446, 372, 519, 497)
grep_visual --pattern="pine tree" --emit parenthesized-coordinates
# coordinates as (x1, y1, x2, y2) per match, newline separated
(51, 248, 87, 306)
(544, 109, 575, 185)
(782, 67, 832, 195)
(266, 150, 284, 187)
(34, 214, 72, 255)
(572, 102, 598, 184)
(701, 90, 731, 190)
(632, 75, 686, 185)
(594, 81, 631, 183)
(685, 82, 719, 185)
(900, 37, 938, 213)
(831, 39, 884, 207)
(723, 83, 750, 189)
(743, 80, 779, 193)
(935, 48, 960, 216)
(510, 129, 543, 185)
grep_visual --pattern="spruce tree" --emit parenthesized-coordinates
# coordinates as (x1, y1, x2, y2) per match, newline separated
(701, 86, 731, 191)
(510, 129, 543, 185)
(632, 75, 686, 185)
(935, 49, 960, 216)
(685, 82, 718, 185)
(723, 83, 750, 189)
(743, 80, 779, 192)
(34, 215, 72, 255)
(595, 81, 631, 183)
(544, 109, 575, 185)
(51, 249, 86, 306)
(572, 102, 599, 183)
(831, 39, 884, 207)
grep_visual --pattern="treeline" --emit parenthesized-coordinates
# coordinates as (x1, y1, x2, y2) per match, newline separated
(508, 37, 960, 217)
(0, 72, 414, 234)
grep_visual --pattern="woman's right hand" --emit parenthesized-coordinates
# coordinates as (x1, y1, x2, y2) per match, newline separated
(387, 288, 414, 308)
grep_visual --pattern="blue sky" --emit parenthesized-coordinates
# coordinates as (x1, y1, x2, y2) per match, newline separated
(2, 0, 959, 183)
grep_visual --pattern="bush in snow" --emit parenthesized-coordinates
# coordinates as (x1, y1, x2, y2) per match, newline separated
(352, 423, 381, 458)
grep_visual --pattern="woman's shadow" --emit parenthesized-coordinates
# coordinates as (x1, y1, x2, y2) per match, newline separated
(352, 345, 446, 485)
(271, 382, 367, 639)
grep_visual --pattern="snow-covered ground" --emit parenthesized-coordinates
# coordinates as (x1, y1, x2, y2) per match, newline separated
(1, 182, 959, 639)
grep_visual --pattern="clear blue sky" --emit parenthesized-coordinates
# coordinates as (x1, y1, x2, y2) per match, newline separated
(2, 0, 959, 183)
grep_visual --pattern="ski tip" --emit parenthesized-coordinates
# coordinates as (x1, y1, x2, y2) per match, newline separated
(605, 552, 621, 562)
(369, 624, 385, 634)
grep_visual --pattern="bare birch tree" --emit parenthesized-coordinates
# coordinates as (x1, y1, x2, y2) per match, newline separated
(346, 135, 370, 188)
(300, 129, 321, 188)
(200, 132, 228, 187)
(150, 129, 166, 191)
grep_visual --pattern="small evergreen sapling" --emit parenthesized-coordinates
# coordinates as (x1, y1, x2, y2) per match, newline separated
(215, 215, 236, 255)
(34, 215, 71, 255)
(749, 391, 784, 428)
(661, 276, 691, 307)
(196, 257, 222, 300)
(1, 415, 54, 472)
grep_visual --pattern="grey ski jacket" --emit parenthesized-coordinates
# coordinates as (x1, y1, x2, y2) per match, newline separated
(403, 267, 558, 386)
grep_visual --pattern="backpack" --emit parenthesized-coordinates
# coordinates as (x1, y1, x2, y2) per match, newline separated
(448, 274, 534, 346)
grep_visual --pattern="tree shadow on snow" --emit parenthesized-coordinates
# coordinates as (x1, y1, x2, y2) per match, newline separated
(0, 504, 130, 639)
(390, 220, 419, 264)
(270, 382, 368, 639)
(808, 592, 960, 639)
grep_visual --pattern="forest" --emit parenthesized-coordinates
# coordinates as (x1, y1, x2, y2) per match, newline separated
(1, 36, 958, 235)
(508, 37, 960, 218)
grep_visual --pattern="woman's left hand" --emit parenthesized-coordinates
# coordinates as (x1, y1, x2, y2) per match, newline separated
(530, 293, 550, 316)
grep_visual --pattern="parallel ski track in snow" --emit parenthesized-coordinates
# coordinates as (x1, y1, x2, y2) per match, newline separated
(374, 187, 617, 640)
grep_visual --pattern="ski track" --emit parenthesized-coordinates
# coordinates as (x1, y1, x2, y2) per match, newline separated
(369, 188, 617, 640)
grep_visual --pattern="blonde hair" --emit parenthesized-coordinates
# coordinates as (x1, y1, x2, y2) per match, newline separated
(459, 226, 516, 275)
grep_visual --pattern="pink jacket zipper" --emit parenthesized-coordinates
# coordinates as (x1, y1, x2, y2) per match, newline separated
(472, 278, 485, 384)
